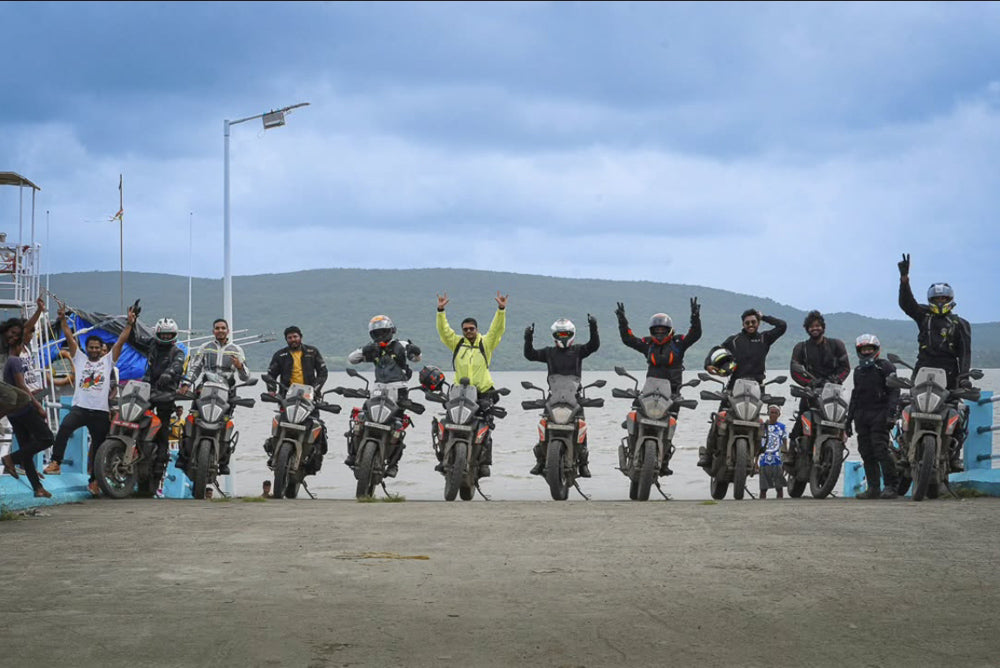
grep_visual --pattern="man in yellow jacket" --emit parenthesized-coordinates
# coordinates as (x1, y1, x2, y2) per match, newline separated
(435, 291, 508, 477)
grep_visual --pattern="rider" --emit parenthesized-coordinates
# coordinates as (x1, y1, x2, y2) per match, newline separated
(785, 311, 850, 468)
(524, 315, 600, 477)
(346, 315, 421, 477)
(845, 334, 900, 499)
(615, 298, 701, 474)
(177, 318, 249, 475)
(897, 253, 973, 470)
(435, 291, 507, 478)
(264, 326, 330, 471)
(699, 308, 787, 469)
(128, 315, 187, 491)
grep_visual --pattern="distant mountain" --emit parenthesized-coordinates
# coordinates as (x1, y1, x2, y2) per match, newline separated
(45, 269, 1000, 371)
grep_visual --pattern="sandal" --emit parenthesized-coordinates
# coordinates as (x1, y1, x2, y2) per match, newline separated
(33, 487, 52, 499)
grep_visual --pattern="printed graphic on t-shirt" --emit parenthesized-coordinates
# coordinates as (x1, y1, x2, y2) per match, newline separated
(760, 422, 786, 466)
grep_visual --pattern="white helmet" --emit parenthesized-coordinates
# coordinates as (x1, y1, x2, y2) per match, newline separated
(855, 333, 881, 367)
(154, 318, 179, 344)
(551, 318, 576, 348)
(368, 315, 396, 344)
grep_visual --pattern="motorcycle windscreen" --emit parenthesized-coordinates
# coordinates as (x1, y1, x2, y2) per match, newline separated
(546, 375, 581, 425)
(285, 383, 315, 424)
(446, 383, 479, 425)
(119, 380, 151, 423)
(197, 383, 230, 424)
(911, 367, 949, 414)
(818, 383, 848, 423)
(730, 379, 762, 421)
(639, 377, 673, 420)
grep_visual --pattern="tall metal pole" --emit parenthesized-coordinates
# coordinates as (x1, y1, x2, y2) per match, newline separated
(119, 174, 125, 313)
(223, 119, 233, 331)
(188, 211, 193, 345)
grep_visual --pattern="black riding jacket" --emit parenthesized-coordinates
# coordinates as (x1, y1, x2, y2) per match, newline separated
(267, 344, 329, 393)
(899, 280, 971, 389)
(524, 319, 600, 377)
(128, 330, 186, 399)
(618, 313, 701, 389)
(790, 337, 851, 387)
(711, 315, 787, 385)
(847, 358, 900, 424)
(350, 339, 421, 384)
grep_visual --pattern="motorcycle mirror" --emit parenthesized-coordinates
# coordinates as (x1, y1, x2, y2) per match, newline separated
(261, 373, 275, 384)
(684, 379, 701, 388)
(697, 372, 713, 382)
(590, 379, 607, 388)
(767, 375, 788, 385)
(969, 369, 985, 380)
(243, 377, 259, 387)
(497, 387, 511, 396)
(614, 366, 628, 376)
(345, 368, 360, 378)
(520, 381, 534, 389)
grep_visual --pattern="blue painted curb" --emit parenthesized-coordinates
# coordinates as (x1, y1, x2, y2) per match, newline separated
(0, 472, 93, 512)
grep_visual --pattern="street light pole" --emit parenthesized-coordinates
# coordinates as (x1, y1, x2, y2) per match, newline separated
(222, 101, 309, 332)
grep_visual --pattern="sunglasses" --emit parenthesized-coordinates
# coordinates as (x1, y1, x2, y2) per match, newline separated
(743, 320, 758, 326)
(462, 326, 477, 332)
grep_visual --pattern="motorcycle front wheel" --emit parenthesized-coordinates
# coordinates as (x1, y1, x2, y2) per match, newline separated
(444, 445, 466, 502)
(273, 442, 295, 500)
(635, 439, 657, 502)
(356, 441, 379, 499)
(732, 438, 749, 500)
(192, 441, 213, 500)
(809, 439, 843, 499)
(912, 435, 936, 502)
(545, 440, 570, 501)
(94, 439, 137, 499)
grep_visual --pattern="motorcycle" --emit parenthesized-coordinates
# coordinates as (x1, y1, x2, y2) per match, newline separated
(259, 374, 342, 499)
(785, 362, 849, 499)
(424, 377, 510, 501)
(698, 373, 787, 500)
(334, 367, 425, 499)
(179, 372, 258, 499)
(610, 367, 699, 501)
(93, 380, 175, 499)
(521, 375, 606, 501)
(885, 353, 982, 501)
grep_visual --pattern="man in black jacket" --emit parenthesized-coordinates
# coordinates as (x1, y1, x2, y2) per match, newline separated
(846, 334, 900, 499)
(615, 298, 701, 389)
(786, 310, 850, 468)
(524, 315, 599, 477)
(699, 308, 787, 469)
(897, 253, 973, 471)
(264, 326, 330, 470)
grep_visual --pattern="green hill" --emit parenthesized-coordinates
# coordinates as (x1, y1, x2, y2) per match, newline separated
(45, 269, 1000, 371)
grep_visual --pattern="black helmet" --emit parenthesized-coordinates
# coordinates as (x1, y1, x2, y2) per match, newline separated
(419, 365, 446, 391)
(707, 346, 737, 377)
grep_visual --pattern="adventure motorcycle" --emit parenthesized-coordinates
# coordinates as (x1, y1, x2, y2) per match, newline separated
(522, 375, 606, 501)
(610, 367, 699, 501)
(886, 354, 982, 501)
(260, 374, 342, 499)
(785, 362, 849, 499)
(93, 380, 174, 499)
(424, 377, 510, 501)
(699, 373, 787, 500)
(179, 372, 258, 499)
(334, 367, 425, 499)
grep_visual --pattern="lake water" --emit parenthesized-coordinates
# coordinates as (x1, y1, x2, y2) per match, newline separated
(226, 369, 1000, 501)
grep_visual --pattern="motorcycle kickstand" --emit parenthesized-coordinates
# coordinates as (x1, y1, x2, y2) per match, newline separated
(743, 485, 757, 500)
(943, 480, 961, 500)
(301, 478, 317, 500)
(653, 479, 672, 501)
(572, 479, 591, 500)
(474, 481, 492, 501)
(213, 480, 229, 499)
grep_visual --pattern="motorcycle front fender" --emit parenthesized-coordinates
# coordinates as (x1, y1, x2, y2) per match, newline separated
(278, 434, 305, 470)
(105, 435, 139, 468)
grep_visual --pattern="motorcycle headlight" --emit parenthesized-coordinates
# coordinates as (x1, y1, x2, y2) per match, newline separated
(550, 406, 574, 425)
(639, 395, 670, 420)
(121, 401, 144, 423)
(368, 404, 393, 424)
(915, 390, 942, 414)
(200, 403, 223, 423)
(823, 402, 847, 424)
(448, 405, 474, 425)
(732, 398, 759, 422)
(287, 404, 310, 424)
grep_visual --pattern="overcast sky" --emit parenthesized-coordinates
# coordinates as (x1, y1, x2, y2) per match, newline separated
(2, 1, 998, 322)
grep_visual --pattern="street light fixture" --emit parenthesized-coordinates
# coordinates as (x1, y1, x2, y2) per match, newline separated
(223, 101, 309, 331)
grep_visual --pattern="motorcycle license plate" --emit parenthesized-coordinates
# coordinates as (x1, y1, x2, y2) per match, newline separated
(640, 418, 670, 428)
(113, 419, 140, 429)
(365, 422, 391, 431)
(445, 424, 472, 432)
(910, 412, 943, 421)
(820, 420, 844, 429)
(546, 423, 575, 431)
(279, 422, 306, 431)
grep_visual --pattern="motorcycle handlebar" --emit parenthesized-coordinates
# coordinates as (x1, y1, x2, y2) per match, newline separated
(521, 399, 545, 411)
(611, 388, 637, 399)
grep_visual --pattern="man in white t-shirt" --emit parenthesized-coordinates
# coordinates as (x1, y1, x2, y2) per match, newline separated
(44, 304, 133, 495)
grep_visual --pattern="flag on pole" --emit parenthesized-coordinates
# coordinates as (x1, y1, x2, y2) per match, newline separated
(110, 174, 124, 222)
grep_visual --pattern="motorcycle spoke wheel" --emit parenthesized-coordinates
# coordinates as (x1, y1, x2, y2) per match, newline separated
(94, 440, 136, 500)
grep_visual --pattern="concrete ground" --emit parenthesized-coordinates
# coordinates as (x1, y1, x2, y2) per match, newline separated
(4, 497, 1000, 668)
